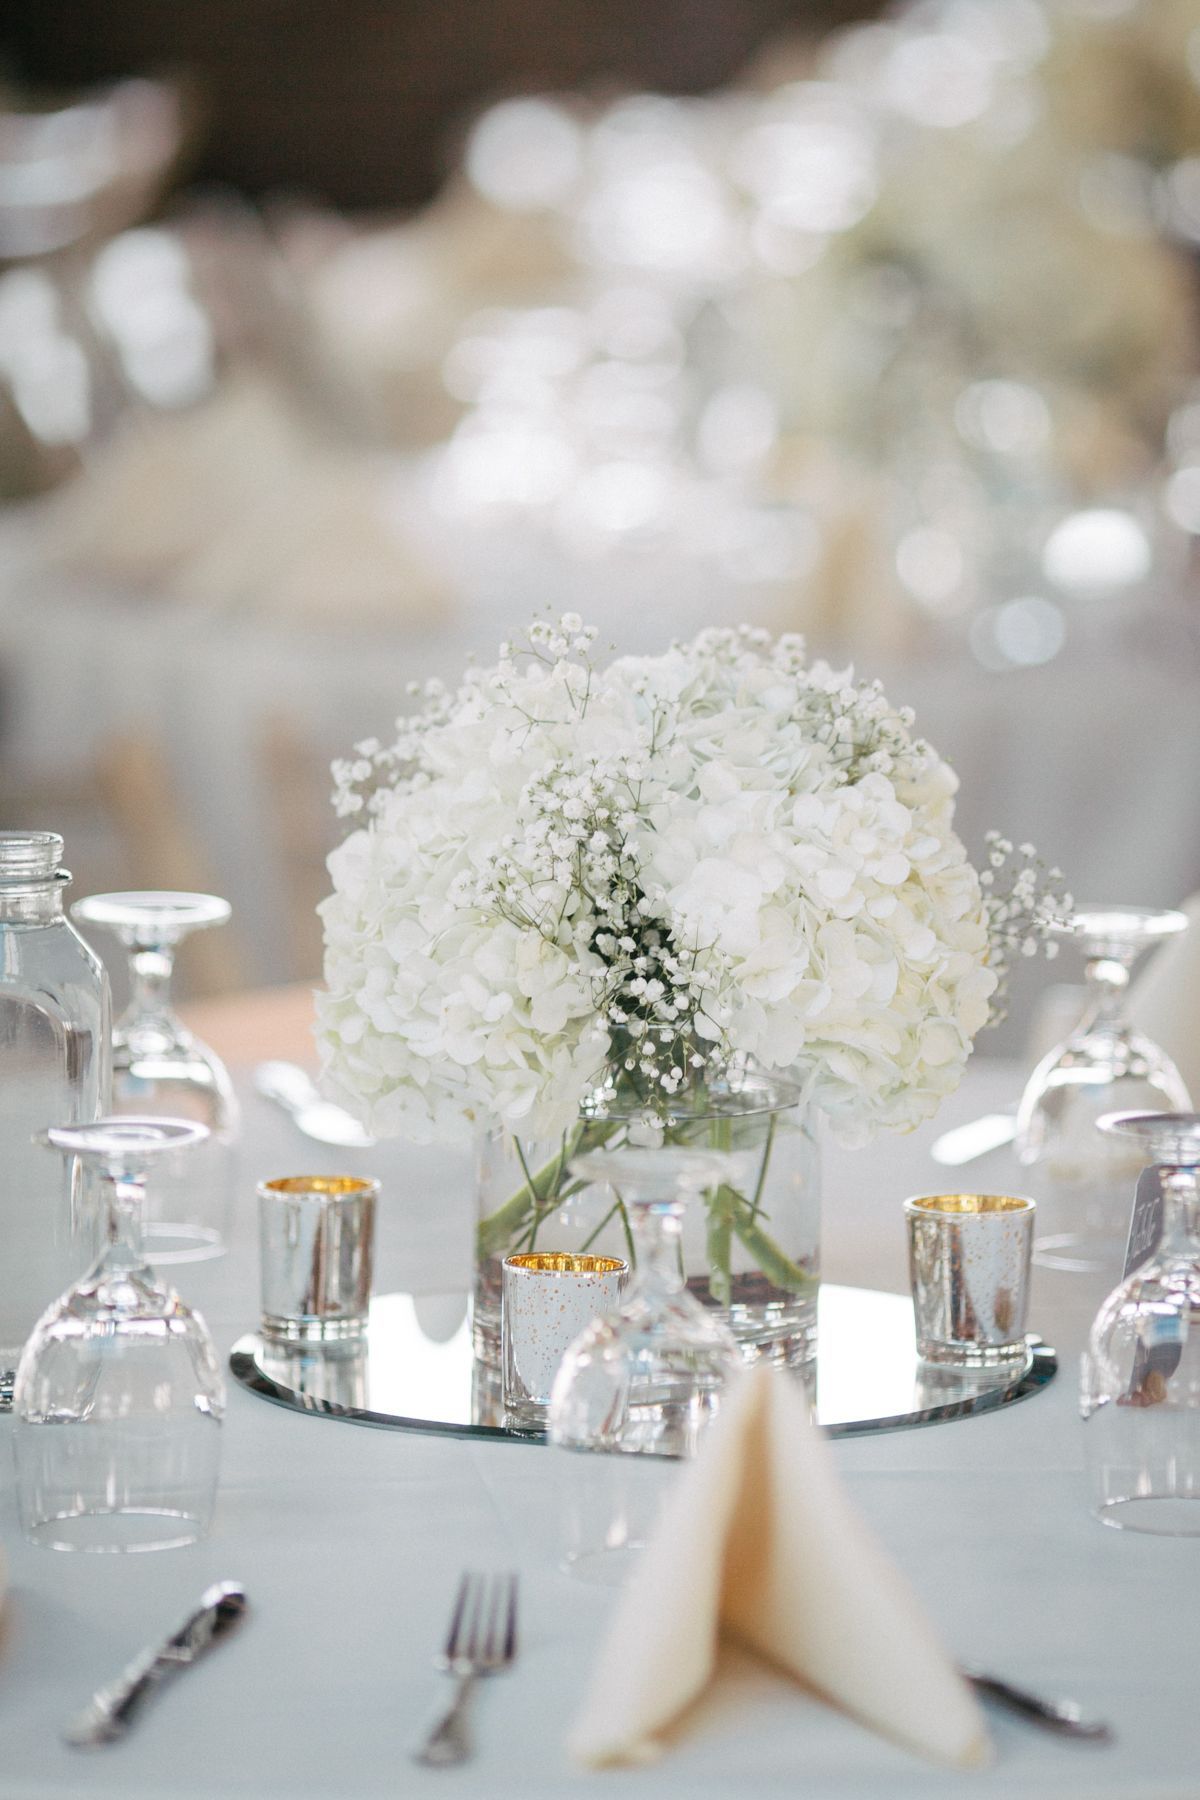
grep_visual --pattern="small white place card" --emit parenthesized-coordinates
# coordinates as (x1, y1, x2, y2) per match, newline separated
(1122, 1166, 1181, 1393)
(1122, 1166, 1162, 1280)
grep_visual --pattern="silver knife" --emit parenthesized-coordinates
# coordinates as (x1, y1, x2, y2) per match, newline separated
(961, 1667, 1113, 1742)
(930, 1112, 1017, 1166)
(64, 1580, 247, 1748)
(254, 1060, 376, 1149)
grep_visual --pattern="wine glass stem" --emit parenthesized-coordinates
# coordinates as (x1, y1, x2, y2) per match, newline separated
(629, 1205, 685, 1296)
(105, 1173, 148, 1270)
(1081, 954, 1131, 1030)
(128, 946, 177, 1027)
(1159, 1168, 1200, 1256)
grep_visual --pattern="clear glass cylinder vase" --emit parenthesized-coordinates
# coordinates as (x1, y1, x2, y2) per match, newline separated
(0, 832, 110, 1401)
(473, 1067, 819, 1374)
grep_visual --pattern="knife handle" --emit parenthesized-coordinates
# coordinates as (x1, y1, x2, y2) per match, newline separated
(63, 1582, 247, 1748)
(64, 1647, 174, 1747)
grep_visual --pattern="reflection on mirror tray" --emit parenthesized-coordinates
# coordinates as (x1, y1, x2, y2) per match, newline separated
(230, 1287, 1055, 1445)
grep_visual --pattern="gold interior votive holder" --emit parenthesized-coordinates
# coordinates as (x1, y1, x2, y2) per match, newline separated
(907, 1193, 1033, 1217)
(258, 1174, 378, 1343)
(501, 1250, 628, 1422)
(904, 1191, 1035, 1370)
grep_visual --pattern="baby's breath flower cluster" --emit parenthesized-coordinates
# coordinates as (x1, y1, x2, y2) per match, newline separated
(318, 615, 1064, 1147)
(468, 752, 720, 1101)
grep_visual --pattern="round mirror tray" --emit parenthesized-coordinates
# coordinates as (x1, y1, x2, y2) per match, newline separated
(231, 1285, 1055, 1445)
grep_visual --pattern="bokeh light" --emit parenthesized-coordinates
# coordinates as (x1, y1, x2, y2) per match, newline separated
(1042, 509, 1152, 594)
(465, 99, 584, 211)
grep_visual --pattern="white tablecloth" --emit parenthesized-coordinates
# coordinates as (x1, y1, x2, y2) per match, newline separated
(0, 1060, 1196, 1800)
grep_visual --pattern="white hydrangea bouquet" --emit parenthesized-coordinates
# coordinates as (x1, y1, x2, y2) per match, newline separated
(318, 615, 1066, 1356)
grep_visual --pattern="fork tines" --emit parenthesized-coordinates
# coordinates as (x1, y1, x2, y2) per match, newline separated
(442, 1572, 519, 1672)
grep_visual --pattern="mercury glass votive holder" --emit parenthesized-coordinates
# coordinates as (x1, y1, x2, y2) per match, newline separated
(258, 1175, 378, 1343)
(905, 1193, 1035, 1370)
(502, 1252, 626, 1426)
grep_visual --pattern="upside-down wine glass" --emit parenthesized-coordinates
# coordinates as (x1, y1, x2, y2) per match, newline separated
(71, 891, 238, 1262)
(1081, 1111, 1200, 1536)
(1015, 906, 1190, 1274)
(547, 1144, 743, 1582)
(13, 1116, 224, 1551)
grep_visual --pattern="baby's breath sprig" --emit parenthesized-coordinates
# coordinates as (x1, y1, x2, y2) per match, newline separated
(979, 833, 1073, 1023)
(468, 745, 732, 1105)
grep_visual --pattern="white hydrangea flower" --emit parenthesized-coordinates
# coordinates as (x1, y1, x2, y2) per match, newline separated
(319, 616, 1063, 1145)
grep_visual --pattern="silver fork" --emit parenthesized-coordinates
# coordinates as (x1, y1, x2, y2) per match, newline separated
(413, 1572, 519, 1767)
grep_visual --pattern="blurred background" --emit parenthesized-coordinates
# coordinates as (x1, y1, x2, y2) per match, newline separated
(1, 0, 1198, 1039)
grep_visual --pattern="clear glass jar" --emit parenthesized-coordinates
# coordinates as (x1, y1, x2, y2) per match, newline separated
(0, 832, 110, 1401)
(474, 1067, 819, 1373)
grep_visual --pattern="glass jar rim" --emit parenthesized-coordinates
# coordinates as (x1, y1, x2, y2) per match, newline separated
(0, 830, 66, 885)
(580, 1063, 800, 1124)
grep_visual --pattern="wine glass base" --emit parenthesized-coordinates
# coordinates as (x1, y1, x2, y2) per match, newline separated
(1093, 1494, 1200, 1537)
(143, 1222, 226, 1265)
(1033, 1233, 1126, 1275)
(560, 1543, 646, 1585)
(23, 1506, 211, 1553)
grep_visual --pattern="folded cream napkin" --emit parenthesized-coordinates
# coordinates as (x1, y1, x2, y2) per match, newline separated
(1128, 893, 1200, 1106)
(568, 1364, 989, 1770)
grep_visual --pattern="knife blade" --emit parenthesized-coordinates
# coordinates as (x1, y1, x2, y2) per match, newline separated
(64, 1580, 247, 1748)
(961, 1667, 1113, 1742)
(930, 1112, 1017, 1166)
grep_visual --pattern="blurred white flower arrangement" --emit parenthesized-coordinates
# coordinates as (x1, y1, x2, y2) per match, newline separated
(317, 614, 1068, 1149)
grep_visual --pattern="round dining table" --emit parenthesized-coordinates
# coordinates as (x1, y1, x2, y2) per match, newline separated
(0, 988, 1195, 1800)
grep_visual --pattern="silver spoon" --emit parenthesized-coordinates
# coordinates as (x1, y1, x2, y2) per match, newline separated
(254, 1061, 376, 1149)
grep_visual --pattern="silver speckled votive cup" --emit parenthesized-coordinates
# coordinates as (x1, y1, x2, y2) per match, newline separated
(905, 1192, 1035, 1371)
(502, 1252, 627, 1426)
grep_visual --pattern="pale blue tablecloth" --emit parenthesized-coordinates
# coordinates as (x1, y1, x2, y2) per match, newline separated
(0, 1060, 1194, 1800)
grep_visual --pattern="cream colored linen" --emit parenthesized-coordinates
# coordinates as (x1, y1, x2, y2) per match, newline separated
(1127, 893, 1200, 1107)
(568, 1364, 989, 1770)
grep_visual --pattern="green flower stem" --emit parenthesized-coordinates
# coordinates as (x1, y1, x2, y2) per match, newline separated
(746, 1111, 777, 1225)
(476, 1162, 560, 1263)
(706, 1115, 734, 1306)
(579, 1193, 635, 1256)
(475, 1119, 618, 1263)
(705, 1195, 734, 1307)
(723, 1185, 817, 1296)
(475, 1110, 814, 1302)
(516, 1177, 589, 1254)
(609, 1188, 637, 1268)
